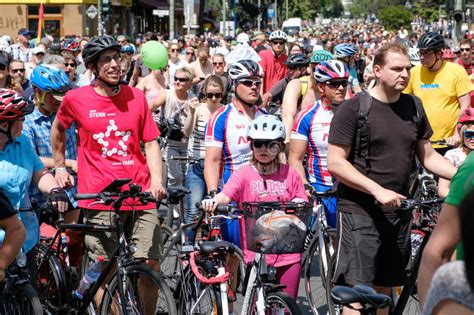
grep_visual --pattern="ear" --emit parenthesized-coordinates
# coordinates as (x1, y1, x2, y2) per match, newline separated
(316, 82, 325, 95)
(373, 63, 382, 78)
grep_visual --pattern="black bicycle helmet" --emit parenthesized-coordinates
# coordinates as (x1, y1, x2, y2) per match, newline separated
(82, 35, 121, 66)
(418, 32, 445, 51)
(284, 53, 310, 67)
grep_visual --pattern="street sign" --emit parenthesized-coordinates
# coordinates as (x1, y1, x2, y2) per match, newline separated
(86, 5, 98, 19)
(153, 9, 169, 17)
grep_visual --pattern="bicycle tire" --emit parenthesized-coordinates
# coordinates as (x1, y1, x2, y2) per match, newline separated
(35, 242, 68, 313)
(9, 282, 43, 315)
(244, 289, 302, 315)
(100, 262, 177, 315)
(304, 235, 328, 315)
(161, 226, 180, 280)
(325, 255, 342, 315)
(233, 246, 247, 294)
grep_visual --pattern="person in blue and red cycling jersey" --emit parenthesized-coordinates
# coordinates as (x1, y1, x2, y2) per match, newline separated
(204, 59, 267, 247)
(259, 30, 288, 94)
(289, 60, 350, 228)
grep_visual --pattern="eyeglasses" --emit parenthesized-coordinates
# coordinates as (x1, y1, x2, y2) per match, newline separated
(35, 52, 45, 56)
(170, 48, 180, 53)
(0, 65, 6, 71)
(252, 140, 281, 150)
(325, 80, 349, 89)
(419, 50, 435, 56)
(98, 54, 122, 64)
(464, 130, 474, 139)
(272, 41, 286, 46)
(212, 62, 224, 66)
(239, 79, 262, 88)
(460, 48, 472, 52)
(64, 62, 76, 68)
(206, 92, 222, 99)
(11, 68, 25, 73)
(174, 76, 190, 82)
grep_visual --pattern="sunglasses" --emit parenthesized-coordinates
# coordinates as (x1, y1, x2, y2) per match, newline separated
(460, 48, 472, 52)
(464, 130, 474, 139)
(252, 140, 281, 149)
(174, 77, 189, 82)
(35, 52, 45, 56)
(213, 62, 224, 66)
(186, 51, 194, 55)
(64, 62, 76, 68)
(288, 65, 304, 71)
(419, 50, 435, 56)
(326, 80, 349, 89)
(206, 92, 222, 99)
(170, 48, 180, 52)
(11, 68, 25, 73)
(272, 41, 286, 46)
(240, 80, 262, 88)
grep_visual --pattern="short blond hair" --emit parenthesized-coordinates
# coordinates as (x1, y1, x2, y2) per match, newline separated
(175, 67, 195, 80)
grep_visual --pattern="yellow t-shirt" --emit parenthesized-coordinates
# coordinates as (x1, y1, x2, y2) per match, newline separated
(405, 62, 473, 145)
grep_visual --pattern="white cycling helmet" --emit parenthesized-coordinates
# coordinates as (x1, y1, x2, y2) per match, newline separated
(0, 39, 9, 52)
(228, 60, 263, 82)
(247, 115, 286, 141)
(236, 32, 250, 44)
(269, 30, 288, 42)
(408, 47, 420, 66)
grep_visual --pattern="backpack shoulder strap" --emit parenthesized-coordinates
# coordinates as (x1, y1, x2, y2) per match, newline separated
(300, 76, 309, 98)
(354, 91, 373, 173)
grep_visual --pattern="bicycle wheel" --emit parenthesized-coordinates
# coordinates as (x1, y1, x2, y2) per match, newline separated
(304, 236, 329, 315)
(100, 262, 177, 315)
(9, 282, 43, 315)
(178, 266, 221, 315)
(233, 246, 247, 294)
(161, 226, 180, 279)
(245, 289, 301, 315)
(325, 255, 342, 315)
(35, 243, 68, 313)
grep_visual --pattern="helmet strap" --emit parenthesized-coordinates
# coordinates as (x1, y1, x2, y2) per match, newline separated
(36, 92, 54, 116)
(97, 76, 121, 93)
(427, 51, 442, 71)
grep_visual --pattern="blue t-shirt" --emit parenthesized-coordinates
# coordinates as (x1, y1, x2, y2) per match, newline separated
(0, 134, 44, 252)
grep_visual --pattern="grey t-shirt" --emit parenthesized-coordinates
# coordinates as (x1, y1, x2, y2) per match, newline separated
(423, 261, 474, 315)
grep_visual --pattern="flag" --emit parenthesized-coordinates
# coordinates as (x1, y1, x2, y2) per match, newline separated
(37, 2, 44, 42)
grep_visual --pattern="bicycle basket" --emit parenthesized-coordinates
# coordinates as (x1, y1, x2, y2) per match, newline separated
(242, 202, 312, 254)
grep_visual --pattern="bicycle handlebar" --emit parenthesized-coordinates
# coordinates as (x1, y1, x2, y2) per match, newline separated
(399, 198, 444, 210)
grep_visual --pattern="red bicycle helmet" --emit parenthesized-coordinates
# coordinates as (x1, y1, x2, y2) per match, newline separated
(64, 40, 80, 52)
(459, 109, 474, 124)
(0, 89, 34, 121)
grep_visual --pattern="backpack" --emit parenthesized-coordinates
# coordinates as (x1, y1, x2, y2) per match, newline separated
(354, 92, 424, 173)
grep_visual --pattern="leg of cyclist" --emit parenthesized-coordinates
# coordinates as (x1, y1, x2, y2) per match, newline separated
(276, 262, 302, 299)
(184, 160, 206, 244)
(166, 141, 186, 187)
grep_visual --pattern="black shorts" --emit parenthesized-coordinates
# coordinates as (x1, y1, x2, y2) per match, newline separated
(332, 210, 412, 287)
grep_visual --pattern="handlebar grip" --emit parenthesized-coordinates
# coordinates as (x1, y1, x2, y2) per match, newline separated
(74, 193, 100, 200)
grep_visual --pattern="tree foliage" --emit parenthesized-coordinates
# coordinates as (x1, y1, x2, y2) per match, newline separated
(377, 5, 412, 30)
(288, 0, 316, 20)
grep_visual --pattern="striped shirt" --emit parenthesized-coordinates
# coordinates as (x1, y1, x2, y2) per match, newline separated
(187, 104, 208, 159)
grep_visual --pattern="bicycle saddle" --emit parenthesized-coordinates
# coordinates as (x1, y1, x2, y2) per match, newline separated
(331, 285, 391, 309)
(167, 186, 190, 203)
(198, 241, 236, 255)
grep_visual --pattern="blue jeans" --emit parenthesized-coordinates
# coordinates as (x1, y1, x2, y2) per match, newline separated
(184, 160, 206, 243)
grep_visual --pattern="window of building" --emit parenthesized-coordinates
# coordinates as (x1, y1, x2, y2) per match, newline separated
(27, 5, 63, 39)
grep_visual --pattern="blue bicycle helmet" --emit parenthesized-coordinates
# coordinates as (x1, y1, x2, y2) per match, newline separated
(334, 43, 357, 58)
(30, 64, 71, 94)
(121, 44, 136, 54)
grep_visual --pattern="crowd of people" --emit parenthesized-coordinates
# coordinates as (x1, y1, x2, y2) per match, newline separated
(0, 19, 473, 314)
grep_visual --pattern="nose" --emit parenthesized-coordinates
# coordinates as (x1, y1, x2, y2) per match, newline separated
(110, 58, 119, 67)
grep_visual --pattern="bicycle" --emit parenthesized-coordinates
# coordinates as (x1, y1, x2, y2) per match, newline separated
(325, 197, 444, 315)
(303, 189, 337, 315)
(330, 285, 391, 315)
(0, 249, 43, 314)
(239, 201, 311, 315)
(169, 204, 243, 314)
(35, 178, 177, 314)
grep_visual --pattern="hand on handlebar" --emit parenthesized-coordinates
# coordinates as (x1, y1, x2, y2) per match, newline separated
(146, 181, 166, 201)
(200, 198, 218, 212)
(373, 187, 406, 211)
(446, 133, 460, 147)
(55, 168, 75, 188)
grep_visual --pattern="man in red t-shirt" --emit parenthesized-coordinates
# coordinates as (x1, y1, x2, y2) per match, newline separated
(51, 36, 165, 311)
(259, 30, 288, 94)
(456, 39, 474, 107)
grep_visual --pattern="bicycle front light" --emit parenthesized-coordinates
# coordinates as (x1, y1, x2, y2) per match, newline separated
(128, 243, 138, 254)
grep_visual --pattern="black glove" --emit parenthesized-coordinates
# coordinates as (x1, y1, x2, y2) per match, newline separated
(48, 187, 69, 204)
(204, 189, 218, 199)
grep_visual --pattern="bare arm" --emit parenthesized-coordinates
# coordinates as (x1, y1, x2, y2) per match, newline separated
(327, 143, 405, 207)
(418, 203, 460, 305)
(135, 75, 147, 91)
(458, 93, 471, 113)
(261, 91, 273, 108)
(144, 140, 165, 200)
(150, 90, 167, 112)
(288, 139, 310, 185)
(437, 177, 450, 198)
(128, 61, 141, 87)
(204, 147, 223, 192)
(51, 117, 74, 188)
(183, 107, 198, 137)
(281, 79, 301, 143)
(33, 168, 61, 194)
(416, 140, 456, 180)
(0, 215, 26, 281)
(38, 157, 77, 172)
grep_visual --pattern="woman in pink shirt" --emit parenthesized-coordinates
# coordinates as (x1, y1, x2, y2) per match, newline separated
(202, 115, 307, 299)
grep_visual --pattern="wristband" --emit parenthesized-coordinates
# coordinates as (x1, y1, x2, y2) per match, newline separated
(55, 167, 68, 173)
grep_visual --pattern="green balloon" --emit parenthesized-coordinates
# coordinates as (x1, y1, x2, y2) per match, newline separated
(141, 40, 168, 70)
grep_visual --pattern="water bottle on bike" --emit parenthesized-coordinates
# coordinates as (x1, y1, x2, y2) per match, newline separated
(73, 256, 104, 299)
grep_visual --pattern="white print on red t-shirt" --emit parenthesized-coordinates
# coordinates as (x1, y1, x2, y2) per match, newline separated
(92, 119, 132, 158)
(250, 179, 287, 196)
(89, 109, 107, 118)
